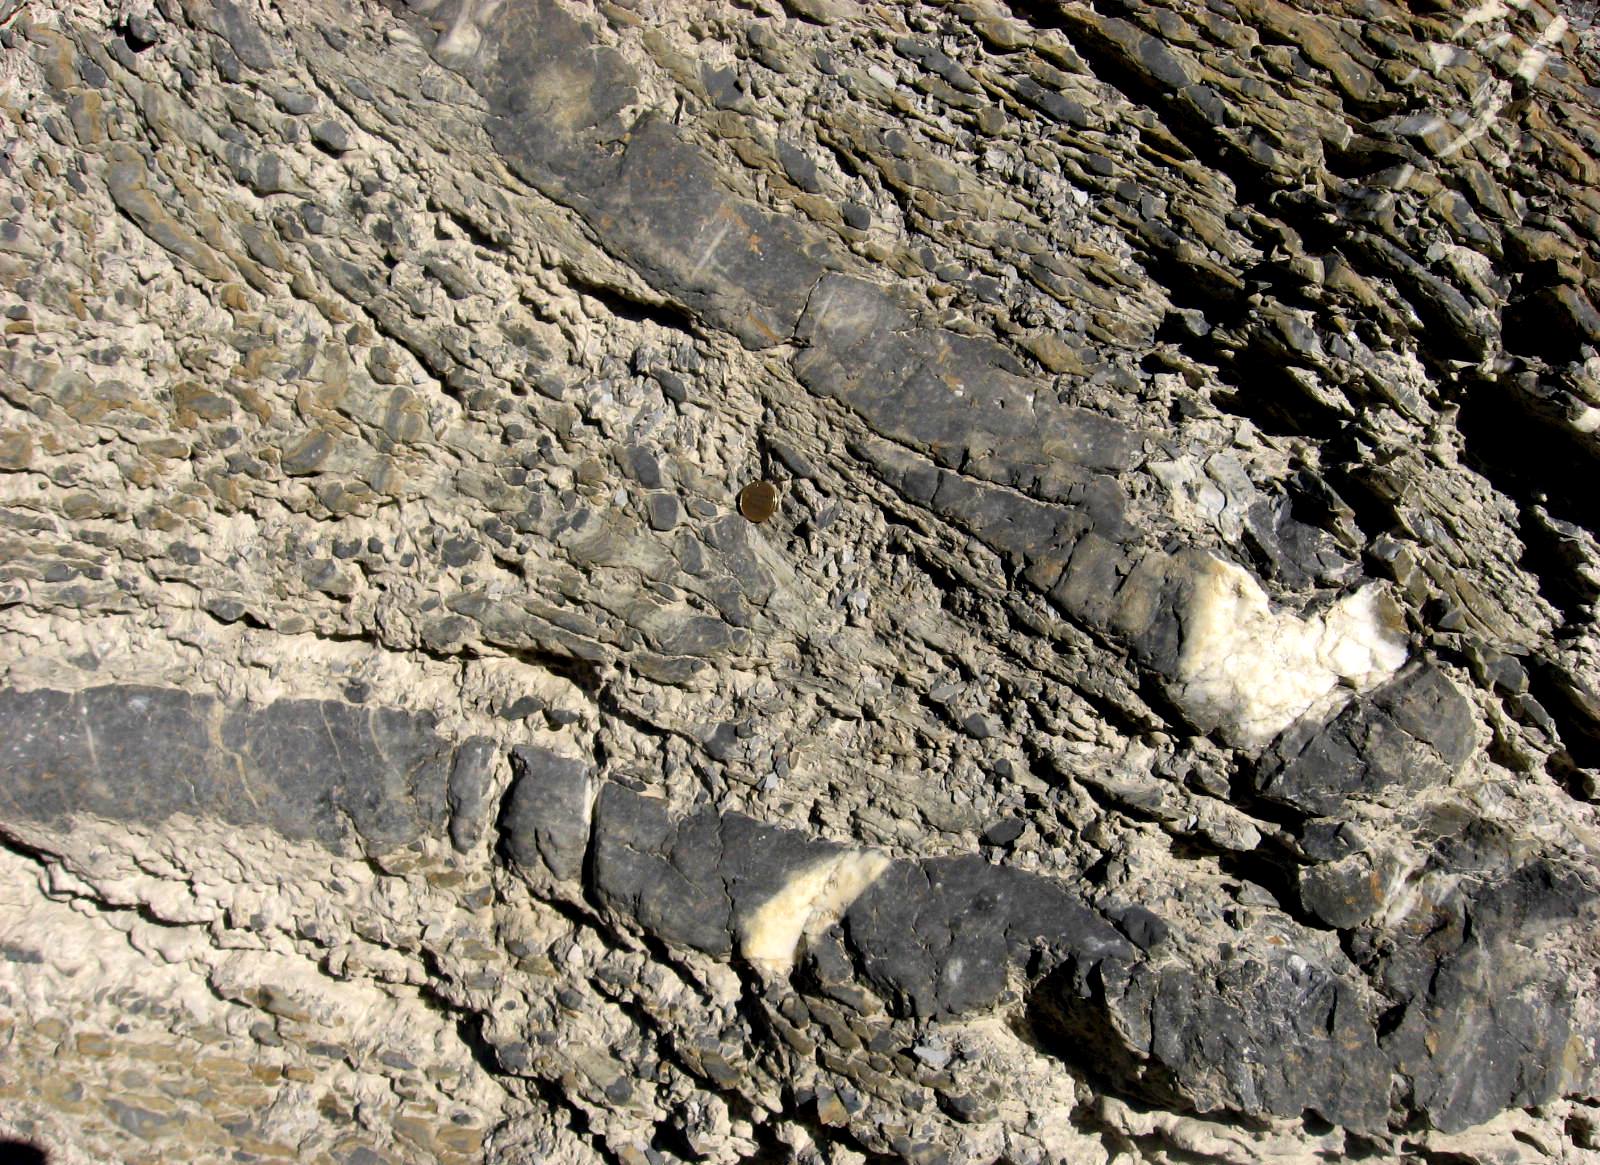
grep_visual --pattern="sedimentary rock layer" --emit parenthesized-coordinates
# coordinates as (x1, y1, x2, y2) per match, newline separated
(3, 0, 1600, 1162)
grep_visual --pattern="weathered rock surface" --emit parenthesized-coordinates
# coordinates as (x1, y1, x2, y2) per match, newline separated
(3, 0, 1600, 1161)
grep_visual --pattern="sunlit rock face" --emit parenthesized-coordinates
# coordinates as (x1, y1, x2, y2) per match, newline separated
(4, 0, 1600, 1162)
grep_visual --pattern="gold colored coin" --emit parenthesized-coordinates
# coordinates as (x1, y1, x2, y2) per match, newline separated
(738, 480, 779, 523)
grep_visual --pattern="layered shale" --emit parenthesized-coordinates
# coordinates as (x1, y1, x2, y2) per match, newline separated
(3, 0, 1600, 1161)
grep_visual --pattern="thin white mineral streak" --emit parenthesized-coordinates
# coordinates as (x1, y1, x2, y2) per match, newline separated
(738, 852, 892, 977)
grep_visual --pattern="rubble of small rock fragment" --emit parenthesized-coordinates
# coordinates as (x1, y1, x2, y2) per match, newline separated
(4, 0, 1600, 1160)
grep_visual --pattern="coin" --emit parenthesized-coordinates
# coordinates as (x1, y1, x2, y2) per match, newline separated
(738, 480, 780, 523)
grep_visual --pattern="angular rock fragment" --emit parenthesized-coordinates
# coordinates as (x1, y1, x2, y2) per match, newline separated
(446, 736, 497, 853)
(839, 854, 1130, 1019)
(498, 745, 592, 881)
(1033, 950, 1392, 1130)
(1355, 856, 1598, 1132)
(1257, 663, 1476, 817)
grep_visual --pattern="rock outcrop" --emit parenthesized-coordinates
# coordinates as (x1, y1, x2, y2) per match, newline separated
(3, 0, 1600, 1161)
